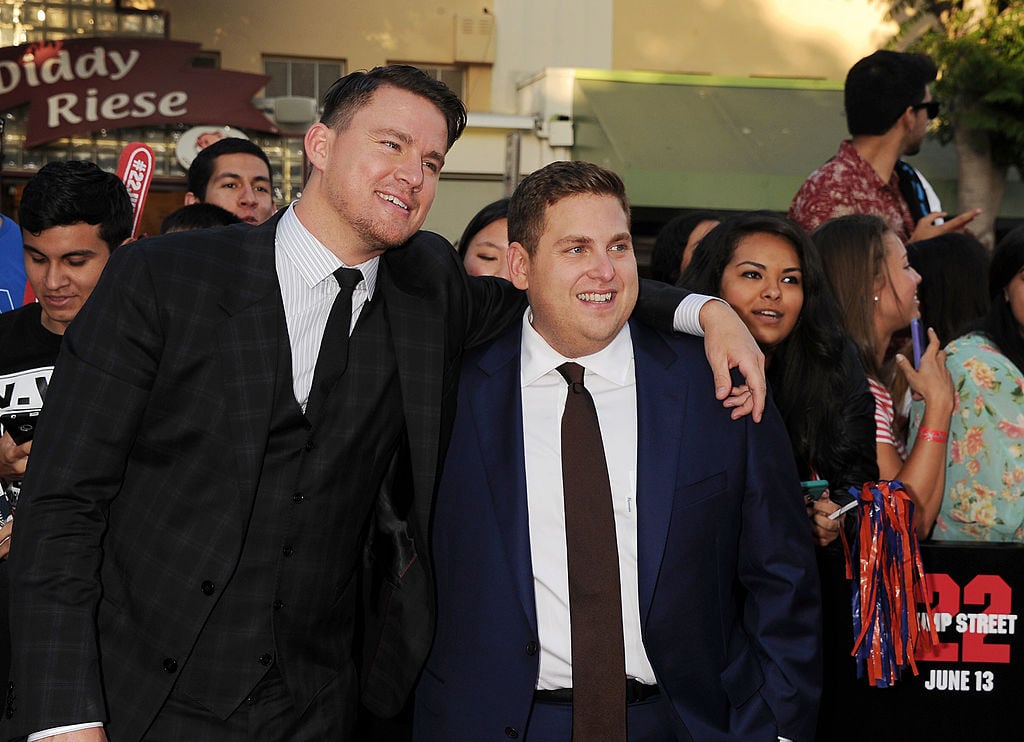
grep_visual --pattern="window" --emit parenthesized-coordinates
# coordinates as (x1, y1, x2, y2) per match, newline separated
(262, 56, 345, 103)
(396, 64, 465, 100)
(191, 50, 220, 70)
(0, 0, 165, 44)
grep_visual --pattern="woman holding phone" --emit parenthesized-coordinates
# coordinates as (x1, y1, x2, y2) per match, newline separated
(681, 212, 877, 542)
(813, 214, 954, 539)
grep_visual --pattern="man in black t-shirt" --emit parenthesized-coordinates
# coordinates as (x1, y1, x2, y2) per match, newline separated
(0, 161, 132, 515)
(0, 161, 131, 684)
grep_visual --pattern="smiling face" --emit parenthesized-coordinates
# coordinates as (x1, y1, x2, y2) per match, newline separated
(463, 217, 510, 280)
(298, 84, 448, 264)
(874, 230, 921, 338)
(719, 232, 804, 353)
(22, 222, 112, 335)
(508, 194, 637, 358)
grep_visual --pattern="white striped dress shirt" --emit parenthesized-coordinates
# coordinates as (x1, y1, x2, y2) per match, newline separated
(275, 203, 379, 409)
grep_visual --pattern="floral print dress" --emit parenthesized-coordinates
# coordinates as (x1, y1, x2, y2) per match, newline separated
(911, 333, 1024, 542)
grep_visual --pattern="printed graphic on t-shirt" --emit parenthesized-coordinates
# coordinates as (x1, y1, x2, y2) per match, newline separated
(0, 364, 51, 417)
(0, 364, 53, 519)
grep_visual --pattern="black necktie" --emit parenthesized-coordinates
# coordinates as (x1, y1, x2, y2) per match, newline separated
(307, 267, 363, 415)
(556, 362, 627, 741)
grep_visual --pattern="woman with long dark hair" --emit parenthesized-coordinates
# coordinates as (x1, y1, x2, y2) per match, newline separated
(681, 211, 877, 742)
(682, 212, 877, 532)
(456, 198, 511, 280)
(922, 226, 1024, 541)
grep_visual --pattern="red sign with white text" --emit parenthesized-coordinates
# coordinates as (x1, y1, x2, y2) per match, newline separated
(0, 38, 278, 147)
(116, 142, 154, 238)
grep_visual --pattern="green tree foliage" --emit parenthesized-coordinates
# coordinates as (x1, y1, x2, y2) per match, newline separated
(886, 1, 1024, 173)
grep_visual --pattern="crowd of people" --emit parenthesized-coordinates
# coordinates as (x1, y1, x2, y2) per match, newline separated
(0, 47, 1019, 742)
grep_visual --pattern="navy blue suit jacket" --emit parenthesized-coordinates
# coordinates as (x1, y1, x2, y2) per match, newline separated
(415, 318, 822, 741)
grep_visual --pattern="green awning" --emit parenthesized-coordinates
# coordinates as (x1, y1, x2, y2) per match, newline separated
(570, 68, 1022, 217)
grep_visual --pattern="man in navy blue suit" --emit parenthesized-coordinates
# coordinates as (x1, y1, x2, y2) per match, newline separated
(415, 161, 822, 741)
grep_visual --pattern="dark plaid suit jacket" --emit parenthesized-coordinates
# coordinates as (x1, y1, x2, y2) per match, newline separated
(3, 214, 525, 740)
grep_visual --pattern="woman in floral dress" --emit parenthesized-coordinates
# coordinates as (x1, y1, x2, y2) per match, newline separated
(924, 226, 1024, 542)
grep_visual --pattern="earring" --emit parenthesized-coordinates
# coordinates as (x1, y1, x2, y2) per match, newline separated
(873, 295, 880, 302)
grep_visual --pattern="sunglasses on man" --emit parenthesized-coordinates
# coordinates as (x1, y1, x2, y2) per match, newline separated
(911, 101, 941, 119)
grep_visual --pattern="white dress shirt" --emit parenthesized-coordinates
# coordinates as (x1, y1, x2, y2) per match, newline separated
(27, 205, 379, 742)
(31, 236, 717, 740)
(520, 310, 657, 689)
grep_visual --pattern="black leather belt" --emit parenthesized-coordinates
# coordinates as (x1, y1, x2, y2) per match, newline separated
(534, 679, 660, 705)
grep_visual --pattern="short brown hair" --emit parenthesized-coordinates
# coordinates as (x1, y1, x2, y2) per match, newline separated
(508, 161, 630, 255)
(320, 65, 466, 150)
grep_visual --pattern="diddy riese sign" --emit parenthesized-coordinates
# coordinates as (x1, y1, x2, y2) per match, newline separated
(0, 38, 278, 147)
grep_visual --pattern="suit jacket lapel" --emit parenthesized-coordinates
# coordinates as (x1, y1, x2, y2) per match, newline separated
(631, 320, 686, 626)
(216, 216, 283, 514)
(474, 325, 537, 628)
(377, 257, 447, 505)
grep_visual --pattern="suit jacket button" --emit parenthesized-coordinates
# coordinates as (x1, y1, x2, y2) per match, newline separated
(292, 493, 304, 504)
(201, 580, 216, 595)
(504, 727, 519, 739)
(162, 658, 178, 673)
(258, 653, 273, 666)
(282, 545, 294, 557)
(273, 599, 285, 611)
(525, 641, 538, 656)
(304, 439, 315, 452)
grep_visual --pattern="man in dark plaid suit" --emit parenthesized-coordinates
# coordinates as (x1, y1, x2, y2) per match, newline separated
(4, 66, 765, 742)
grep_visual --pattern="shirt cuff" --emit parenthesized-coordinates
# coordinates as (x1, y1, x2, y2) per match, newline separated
(673, 293, 724, 337)
(28, 722, 104, 741)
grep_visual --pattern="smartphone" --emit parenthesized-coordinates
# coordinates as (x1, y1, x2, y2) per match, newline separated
(800, 479, 829, 504)
(911, 318, 924, 370)
(0, 410, 38, 445)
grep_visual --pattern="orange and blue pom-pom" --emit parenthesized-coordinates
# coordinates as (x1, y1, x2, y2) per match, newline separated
(841, 480, 939, 688)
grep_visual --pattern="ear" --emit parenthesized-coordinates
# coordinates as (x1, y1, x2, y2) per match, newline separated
(898, 105, 918, 132)
(872, 270, 888, 299)
(184, 192, 200, 206)
(507, 241, 531, 291)
(304, 122, 332, 174)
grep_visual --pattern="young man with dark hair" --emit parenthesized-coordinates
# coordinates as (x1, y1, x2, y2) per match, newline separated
(0, 159, 131, 695)
(6, 65, 764, 742)
(416, 161, 821, 741)
(0, 159, 132, 484)
(185, 136, 276, 225)
(789, 50, 979, 242)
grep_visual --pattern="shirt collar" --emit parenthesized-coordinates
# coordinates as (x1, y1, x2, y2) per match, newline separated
(840, 139, 901, 190)
(277, 202, 379, 298)
(520, 308, 633, 388)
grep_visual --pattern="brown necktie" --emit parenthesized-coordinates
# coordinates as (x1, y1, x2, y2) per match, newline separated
(307, 267, 363, 414)
(556, 362, 627, 741)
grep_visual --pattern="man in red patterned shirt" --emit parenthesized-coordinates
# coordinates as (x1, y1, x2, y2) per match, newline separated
(789, 50, 979, 242)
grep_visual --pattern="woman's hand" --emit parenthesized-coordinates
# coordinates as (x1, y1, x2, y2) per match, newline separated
(809, 491, 842, 547)
(895, 327, 954, 416)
